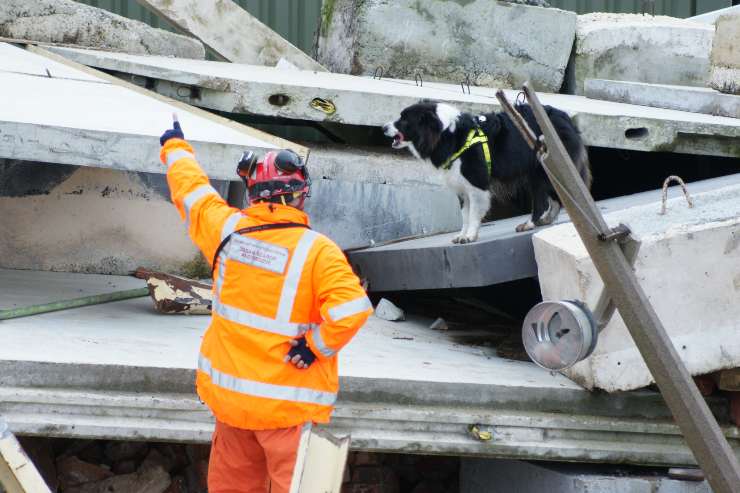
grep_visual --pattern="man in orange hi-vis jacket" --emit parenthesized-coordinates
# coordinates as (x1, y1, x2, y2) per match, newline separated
(159, 118, 373, 493)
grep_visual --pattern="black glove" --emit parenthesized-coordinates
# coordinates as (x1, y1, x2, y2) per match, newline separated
(287, 337, 317, 368)
(160, 119, 184, 146)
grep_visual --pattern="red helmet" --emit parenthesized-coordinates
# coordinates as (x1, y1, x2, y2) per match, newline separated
(237, 149, 310, 206)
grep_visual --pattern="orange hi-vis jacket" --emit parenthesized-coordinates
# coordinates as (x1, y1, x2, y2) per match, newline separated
(161, 139, 373, 430)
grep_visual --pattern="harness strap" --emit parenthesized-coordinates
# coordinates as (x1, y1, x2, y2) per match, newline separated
(441, 127, 492, 174)
(211, 222, 310, 275)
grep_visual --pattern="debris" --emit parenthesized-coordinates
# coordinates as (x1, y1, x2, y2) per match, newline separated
(467, 425, 493, 442)
(429, 318, 448, 331)
(316, 0, 575, 91)
(64, 465, 171, 493)
(134, 0, 324, 71)
(134, 268, 212, 315)
(374, 298, 405, 321)
(693, 375, 717, 397)
(56, 456, 114, 490)
(0, 0, 204, 58)
(717, 369, 740, 391)
(569, 13, 713, 94)
(709, 12, 740, 95)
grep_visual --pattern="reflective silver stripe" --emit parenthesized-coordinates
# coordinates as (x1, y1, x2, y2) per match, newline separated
(183, 184, 219, 230)
(276, 230, 319, 322)
(310, 327, 335, 358)
(221, 212, 243, 242)
(328, 296, 373, 322)
(199, 354, 336, 406)
(166, 149, 195, 166)
(212, 299, 303, 337)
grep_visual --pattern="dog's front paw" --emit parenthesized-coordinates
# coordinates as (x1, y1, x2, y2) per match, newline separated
(456, 235, 478, 244)
(515, 221, 535, 232)
(451, 235, 463, 244)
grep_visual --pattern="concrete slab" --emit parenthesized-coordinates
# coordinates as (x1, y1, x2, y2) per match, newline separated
(0, 269, 145, 311)
(569, 14, 714, 95)
(0, 43, 301, 180)
(585, 79, 740, 119)
(709, 12, 740, 95)
(0, 0, 204, 59)
(460, 459, 713, 493)
(348, 174, 740, 292)
(689, 5, 740, 24)
(134, 0, 324, 70)
(315, 0, 576, 92)
(49, 46, 740, 158)
(0, 272, 738, 464)
(534, 182, 740, 392)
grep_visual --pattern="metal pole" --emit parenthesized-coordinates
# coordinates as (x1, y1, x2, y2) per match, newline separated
(512, 83, 740, 493)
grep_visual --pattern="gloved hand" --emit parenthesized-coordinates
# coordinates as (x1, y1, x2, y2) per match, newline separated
(160, 117, 184, 146)
(284, 337, 316, 369)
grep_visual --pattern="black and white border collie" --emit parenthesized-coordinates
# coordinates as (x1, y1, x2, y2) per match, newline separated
(383, 101, 591, 243)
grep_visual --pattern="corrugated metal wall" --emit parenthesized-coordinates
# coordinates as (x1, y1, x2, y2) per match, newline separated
(76, 0, 733, 55)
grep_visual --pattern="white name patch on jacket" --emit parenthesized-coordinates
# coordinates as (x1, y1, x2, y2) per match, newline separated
(228, 235, 289, 274)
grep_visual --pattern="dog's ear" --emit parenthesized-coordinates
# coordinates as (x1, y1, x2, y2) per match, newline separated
(416, 111, 442, 156)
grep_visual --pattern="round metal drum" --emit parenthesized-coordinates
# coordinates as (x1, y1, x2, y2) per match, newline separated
(522, 300, 598, 371)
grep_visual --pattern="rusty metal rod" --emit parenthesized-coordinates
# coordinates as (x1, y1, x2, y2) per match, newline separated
(519, 82, 740, 493)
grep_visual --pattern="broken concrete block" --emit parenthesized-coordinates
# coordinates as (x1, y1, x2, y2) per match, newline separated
(135, 0, 324, 70)
(56, 456, 114, 490)
(316, 0, 576, 91)
(429, 318, 448, 331)
(717, 368, 740, 391)
(65, 465, 171, 493)
(533, 182, 740, 392)
(709, 13, 740, 95)
(567, 14, 714, 95)
(0, 0, 205, 59)
(689, 5, 740, 24)
(375, 299, 405, 322)
(584, 79, 740, 119)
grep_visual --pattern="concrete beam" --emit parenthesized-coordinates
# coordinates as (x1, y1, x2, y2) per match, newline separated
(0, 0, 204, 59)
(49, 47, 740, 158)
(0, 288, 737, 464)
(134, 0, 325, 71)
(315, 0, 575, 92)
(348, 174, 740, 292)
(569, 13, 714, 95)
(0, 43, 304, 180)
(585, 79, 740, 119)
(461, 459, 713, 493)
(689, 5, 740, 24)
(534, 181, 740, 392)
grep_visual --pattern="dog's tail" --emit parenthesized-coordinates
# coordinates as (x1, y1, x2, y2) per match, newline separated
(574, 142, 592, 190)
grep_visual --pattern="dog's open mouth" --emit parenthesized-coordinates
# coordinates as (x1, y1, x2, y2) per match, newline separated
(391, 132, 405, 149)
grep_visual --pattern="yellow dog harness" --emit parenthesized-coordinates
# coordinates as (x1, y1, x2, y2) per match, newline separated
(441, 127, 492, 174)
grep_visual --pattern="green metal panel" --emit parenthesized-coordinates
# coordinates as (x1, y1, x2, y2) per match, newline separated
(76, 0, 323, 55)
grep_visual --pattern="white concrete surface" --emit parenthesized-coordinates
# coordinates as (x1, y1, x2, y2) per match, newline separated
(2, 270, 739, 463)
(135, 0, 324, 70)
(0, 43, 291, 180)
(569, 13, 714, 95)
(461, 459, 713, 493)
(709, 12, 740, 95)
(50, 46, 740, 158)
(585, 79, 740, 119)
(534, 182, 740, 392)
(0, 269, 145, 311)
(0, 0, 204, 59)
(316, 0, 576, 91)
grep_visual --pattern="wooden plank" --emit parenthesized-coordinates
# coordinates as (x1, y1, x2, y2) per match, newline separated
(134, 0, 326, 71)
(0, 419, 51, 493)
(290, 427, 349, 493)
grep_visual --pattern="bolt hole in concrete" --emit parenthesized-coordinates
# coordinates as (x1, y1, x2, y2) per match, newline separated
(268, 93, 291, 107)
(625, 127, 649, 140)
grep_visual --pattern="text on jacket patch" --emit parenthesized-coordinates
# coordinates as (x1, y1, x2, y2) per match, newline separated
(228, 235, 290, 274)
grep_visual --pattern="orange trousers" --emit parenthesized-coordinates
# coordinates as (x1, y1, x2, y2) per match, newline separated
(208, 420, 305, 493)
